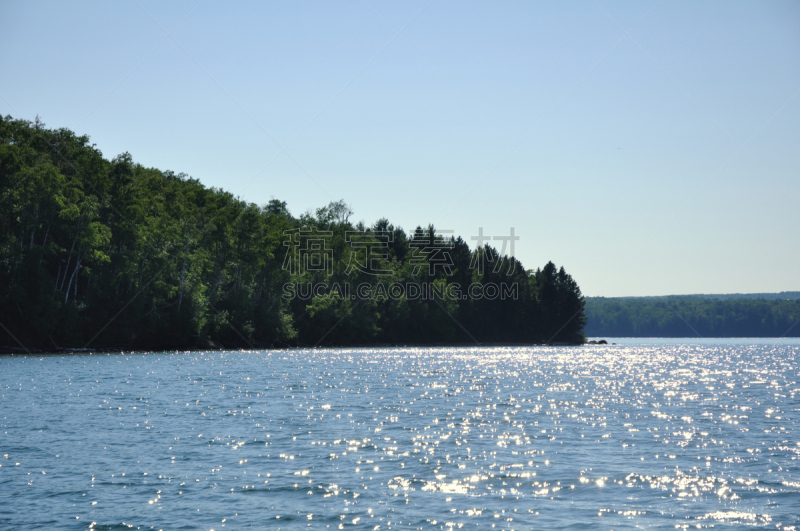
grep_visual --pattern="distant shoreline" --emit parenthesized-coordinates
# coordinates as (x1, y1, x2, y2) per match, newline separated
(585, 294, 800, 338)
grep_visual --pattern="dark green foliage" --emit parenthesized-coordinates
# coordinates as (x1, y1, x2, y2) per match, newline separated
(585, 296, 800, 337)
(0, 116, 587, 349)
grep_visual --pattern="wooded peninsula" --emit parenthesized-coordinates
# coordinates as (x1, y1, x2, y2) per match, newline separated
(0, 116, 587, 351)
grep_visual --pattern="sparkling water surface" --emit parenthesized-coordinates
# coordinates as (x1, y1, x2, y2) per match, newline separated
(1, 340, 799, 530)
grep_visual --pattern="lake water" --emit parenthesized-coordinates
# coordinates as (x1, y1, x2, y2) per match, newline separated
(1, 340, 799, 530)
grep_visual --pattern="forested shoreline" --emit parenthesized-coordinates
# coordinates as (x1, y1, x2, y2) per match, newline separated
(585, 295, 800, 338)
(0, 116, 586, 352)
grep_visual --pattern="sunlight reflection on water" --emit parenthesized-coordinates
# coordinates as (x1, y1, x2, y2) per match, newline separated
(1, 341, 799, 529)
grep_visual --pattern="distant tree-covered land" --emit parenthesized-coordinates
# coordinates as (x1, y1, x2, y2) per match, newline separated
(0, 116, 586, 351)
(585, 295, 800, 338)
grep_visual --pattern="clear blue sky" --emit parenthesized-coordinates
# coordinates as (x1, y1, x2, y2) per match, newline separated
(1, 0, 798, 296)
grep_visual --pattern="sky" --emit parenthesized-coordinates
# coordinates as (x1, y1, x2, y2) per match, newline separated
(1, 0, 798, 297)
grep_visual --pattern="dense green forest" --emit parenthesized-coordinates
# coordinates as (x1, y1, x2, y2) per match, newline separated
(0, 116, 586, 351)
(585, 295, 800, 338)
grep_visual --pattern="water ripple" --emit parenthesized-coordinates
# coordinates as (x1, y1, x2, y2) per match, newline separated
(1, 340, 799, 529)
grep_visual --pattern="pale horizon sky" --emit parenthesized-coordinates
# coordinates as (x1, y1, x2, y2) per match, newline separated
(1, 0, 798, 297)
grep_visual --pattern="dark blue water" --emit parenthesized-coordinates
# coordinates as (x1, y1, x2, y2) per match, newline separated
(2, 341, 799, 530)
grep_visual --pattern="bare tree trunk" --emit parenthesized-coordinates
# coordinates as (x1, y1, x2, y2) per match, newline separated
(53, 265, 61, 297)
(65, 251, 82, 304)
(74, 261, 80, 298)
(61, 229, 80, 291)
(30, 204, 39, 250)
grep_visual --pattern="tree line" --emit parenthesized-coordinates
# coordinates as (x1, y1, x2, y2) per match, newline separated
(0, 116, 586, 351)
(585, 296, 800, 337)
